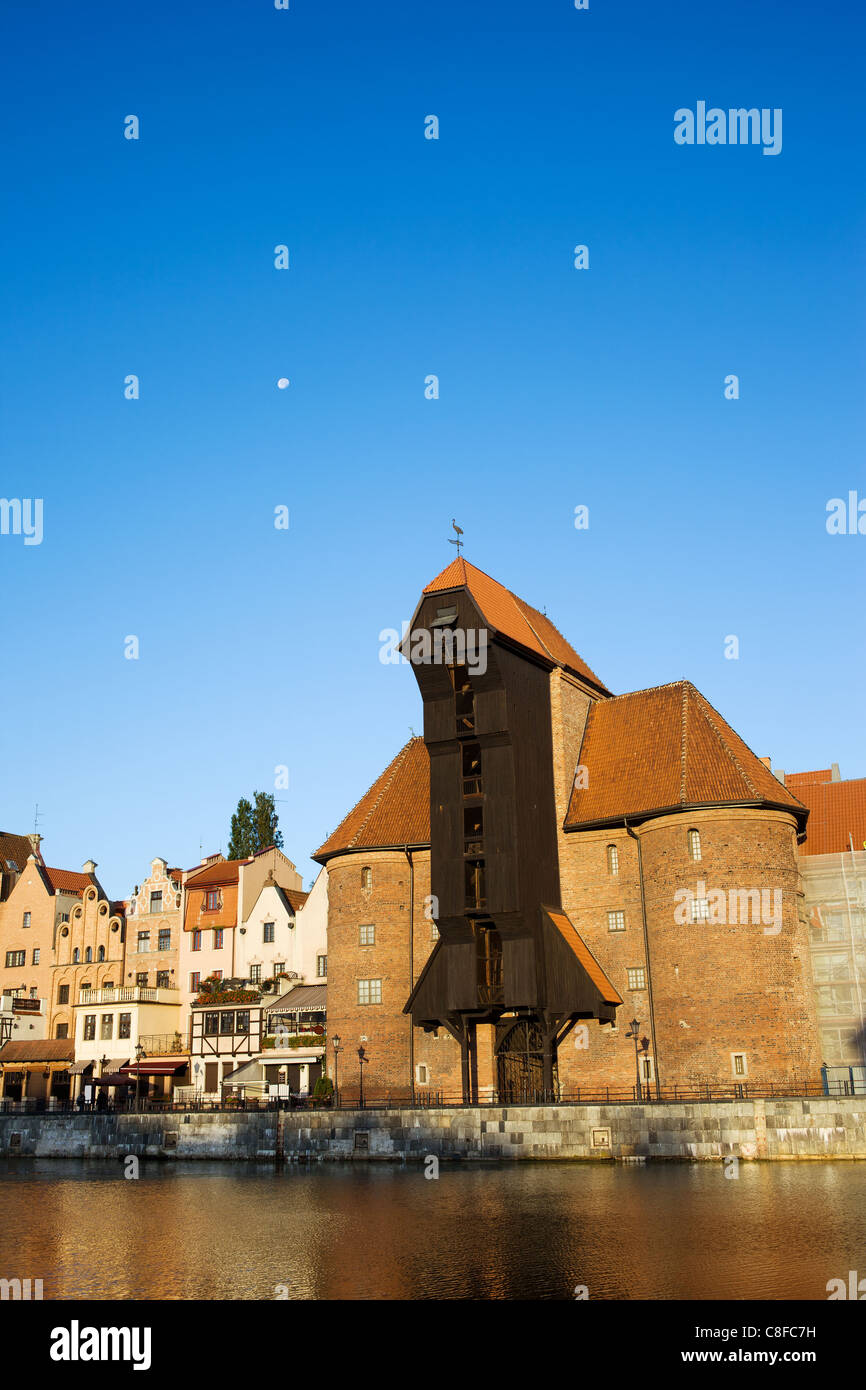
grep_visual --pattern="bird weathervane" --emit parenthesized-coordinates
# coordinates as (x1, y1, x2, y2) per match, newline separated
(449, 518, 464, 555)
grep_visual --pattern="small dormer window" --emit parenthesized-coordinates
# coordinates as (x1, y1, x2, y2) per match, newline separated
(688, 829, 702, 862)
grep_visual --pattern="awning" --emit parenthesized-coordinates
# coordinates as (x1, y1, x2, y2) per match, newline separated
(119, 1059, 189, 1077)
(69, 1061, 94, 1075)
(95, 1072, 132, 1087)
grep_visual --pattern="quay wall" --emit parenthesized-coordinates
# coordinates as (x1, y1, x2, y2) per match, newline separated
(0, 1099, 864, 1162)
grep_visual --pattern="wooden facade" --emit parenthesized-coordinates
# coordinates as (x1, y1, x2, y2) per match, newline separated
(403, 584, 622, 1101)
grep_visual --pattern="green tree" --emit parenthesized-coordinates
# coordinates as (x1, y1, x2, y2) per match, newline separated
(227, 791, 283, 859)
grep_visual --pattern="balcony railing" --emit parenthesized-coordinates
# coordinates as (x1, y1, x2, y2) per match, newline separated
(78, 986, 179, 1006)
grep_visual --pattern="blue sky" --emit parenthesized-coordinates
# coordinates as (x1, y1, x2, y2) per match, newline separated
(1, 0, 864, 897)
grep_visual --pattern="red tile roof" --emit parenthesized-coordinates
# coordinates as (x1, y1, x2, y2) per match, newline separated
(786, 771, 866, 856)
(421, 558, 609, 692)
(184, 859, 243, 887)
(545, 909, 623, 1006)
(41, 866, 97, 897)
(786, 768, 833, 788)
(0, 832, 40, 875)
(565, 681, 806, 830)
(314, 738, 431, 862)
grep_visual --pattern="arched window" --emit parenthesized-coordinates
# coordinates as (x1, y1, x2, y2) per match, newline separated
(84, 947, 92, 963)
(72, 948, 80, 964)
(97, 945, 105, 962)
(607, 844, 619, 876)
(688, 829, 702, 862)
(361, 866, 372, 892)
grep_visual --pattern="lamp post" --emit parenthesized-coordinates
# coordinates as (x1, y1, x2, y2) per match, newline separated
(332, 1035, 342, 1105)
(357, 1045, 368, 1109)
(626, 1018, 642, 1102)
(135, 1041, 146, 1111)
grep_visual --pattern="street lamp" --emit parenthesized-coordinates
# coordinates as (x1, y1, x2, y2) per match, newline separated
(626, 1018, 643, 1102)
(332, 1034, 342, 1104)
(100, 1054, 109, 1076)
(135, 1042, 146, 1111)
(357, 1045, 368, 1109)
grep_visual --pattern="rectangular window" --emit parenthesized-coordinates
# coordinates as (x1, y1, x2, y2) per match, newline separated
(357, 978, 382, 1005)
(431, 921, 440, 941)
(149, 891, 163, 913)
(235, 1010, 250, 1034)
(204, 1012, 219, 1035)
(274, 962, 285, 977)
(360, 924, 375, 946)
(640, 1056, 654, 1083)
(32, 948, 40, 965)
(450, 663, 475, 735)
(250, 964, 262, 983)
(688, 829, 702, 862)
(212, 970, 223, 982)
(219, 1012, 235, 1034)
(118, 1013, 132, 1039)
(461, 743, 483, 797)
(205, 890, 220, 912)
(135, 972, 148, 988)
(158, 929, 171, 952)
(263, 922, 275, 944)
(156, 971, 170, 989)
(607, 911, 625, 933)
(55, 1023, 69, 1039)
(4, 951, 25, 968)
(607, 845, 619, 876)
(627, 967, 646, 991)
(690, 898, 710, 923)
(213, 928, 224, 949)
(58, 984, 69, 1005)
(190, 973, 201, 993)
(100, 1014, 114, 1040)
(464, 858, 486, 911)
(83, 1015, 96, 1041)
(732, 1053, 747, 1077)
(317, 954, 327, 978)
(137, 931, 150, 953)
(22, 912, 31, 929)
(463, 806, 483, 855)
(192, 931, 202, 952)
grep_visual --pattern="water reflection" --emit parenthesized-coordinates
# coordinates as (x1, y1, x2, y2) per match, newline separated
(0, 1159, 861, 1300)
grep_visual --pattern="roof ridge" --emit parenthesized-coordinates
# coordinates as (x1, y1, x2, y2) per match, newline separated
(689, 685, 761, 799)
(680, 684, 689, 802)
(511, 593, 558, 664)
(344, 738, 419, 850)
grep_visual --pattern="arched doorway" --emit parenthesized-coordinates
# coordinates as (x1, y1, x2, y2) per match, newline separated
(495, 1020, 557, 1102)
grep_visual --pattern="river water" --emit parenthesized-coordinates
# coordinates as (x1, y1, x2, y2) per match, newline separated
(1, 1158, 862, 1300)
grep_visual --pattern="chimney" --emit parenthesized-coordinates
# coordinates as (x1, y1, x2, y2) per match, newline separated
(831, 763, 841, 782)
(82, 860, 97, 875)
(759, 757, 772, 770)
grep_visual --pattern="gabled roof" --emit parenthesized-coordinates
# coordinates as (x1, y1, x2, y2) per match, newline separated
(419, 558, 610, 692)
(41, 866, 98, 897)
(184, 859, 243, 888)
(313, 738, 430, 862)
(786, 769, 866, 856)
(0, 832, 39, 875)
(565, 680, 806, 831)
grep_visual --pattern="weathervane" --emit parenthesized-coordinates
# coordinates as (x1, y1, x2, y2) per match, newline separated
(448, 518, 464, 555)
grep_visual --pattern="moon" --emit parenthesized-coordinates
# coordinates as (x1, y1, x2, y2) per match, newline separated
(277, 378, 290, 390)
